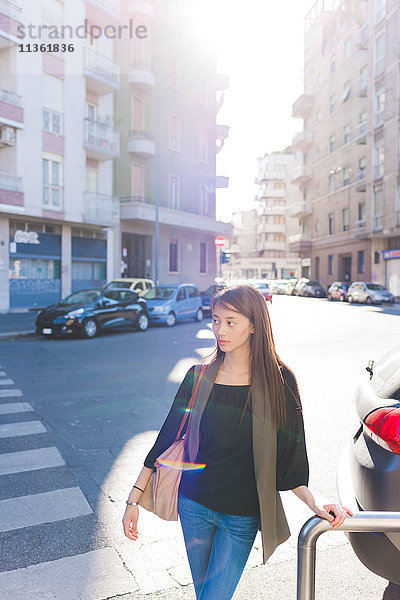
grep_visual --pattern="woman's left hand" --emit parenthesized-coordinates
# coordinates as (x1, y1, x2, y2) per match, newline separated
(314, 503, 353, 528)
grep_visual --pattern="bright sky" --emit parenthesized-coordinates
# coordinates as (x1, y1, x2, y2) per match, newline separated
(193, 0, 314, 221)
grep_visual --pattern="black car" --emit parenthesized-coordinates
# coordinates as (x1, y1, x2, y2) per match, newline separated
(337, 342, 400, 584)
(35, 288, 149, 338)
(200, 284, 225, 314)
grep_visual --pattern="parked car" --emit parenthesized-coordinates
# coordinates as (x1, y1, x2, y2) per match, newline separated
(327, 281, 350, 302)
(337, 342, 400, 584)
(200, 284, 225, 314)
(348, 282, 395, 305)
(103, 278, 154, 297)
(297, 279, 327, 298)
(144, 284, 203, 326)
(285, 279, 299, 295)
(293, 278, 310, 296)
(35, 288, 149, 338)
(247, 281, 272, 303)
(268, 279, 290, 295)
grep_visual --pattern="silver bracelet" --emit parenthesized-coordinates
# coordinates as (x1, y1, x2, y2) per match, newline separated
(126, 500, 139, 506)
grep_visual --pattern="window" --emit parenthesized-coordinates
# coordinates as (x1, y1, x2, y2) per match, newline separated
(199, 131, 208, 162)
(330, 54, 336, 73)
(86, 167, 98, 193)
(330, 95, 336, 113)
(373, 185, 384, 229)
(170, 53, 180, 89)
(358, 250, 365, 274)
(169, 175, 180, 209)
(86, 102, 97, 121)
(359, 65, 368, 89)
(359, 156, 367, 175)
(375, 87, 385, 126)
(329, 213, 335, 234)
(342, 207, 350, 231)
(374, 139, 384, 178)
(187, 286, 198, 298)
(375, 32, 386, 76)
(343, 124, 351, 144)
(328, 255, 333, 276)
(200, 242, 207, 273)
(169, 239, 179, 272)
(42, 108, 63, 135)
(199, 186, 207, 215)
(42, 156, 62, 209)
(176, 288, 185, 300)
(343, 166, 351, 186)
(131, 96, 144, 131)
(315, 256, 320, 279)
(131, 164, 144, 197)
(374, 251, 380, 264)
(341, 82, 351, 103)
(329, 173, 335, 193)
(344, 37, 352, 60)
(358, 202, 366, 225)
(169, 115, 180, 150)
(329, 134, 335, 153)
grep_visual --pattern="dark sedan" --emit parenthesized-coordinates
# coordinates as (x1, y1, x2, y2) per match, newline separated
(200, 284, 225, 314)
(35, 288, 149, 338)
(337, 342, 400, 584)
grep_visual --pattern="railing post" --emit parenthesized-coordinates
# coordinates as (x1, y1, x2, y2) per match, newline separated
(297, 512, 400, 600)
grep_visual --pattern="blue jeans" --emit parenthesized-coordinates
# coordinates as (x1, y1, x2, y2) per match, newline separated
(178, 493, 260, 600)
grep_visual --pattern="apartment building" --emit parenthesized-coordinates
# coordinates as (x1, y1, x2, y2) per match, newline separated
(0, 0, 230, 311)
(224, 151, 302, 280)
(115, 0, 230, 287)
(290, 0, 400, 296)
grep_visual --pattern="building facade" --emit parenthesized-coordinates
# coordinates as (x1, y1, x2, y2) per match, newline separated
(224, 151, 302, 280)
(290, 0, 400, 295)
(0, 0, 230, 311)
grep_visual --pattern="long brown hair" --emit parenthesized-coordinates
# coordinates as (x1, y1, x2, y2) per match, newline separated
(210, 283, 298, 428)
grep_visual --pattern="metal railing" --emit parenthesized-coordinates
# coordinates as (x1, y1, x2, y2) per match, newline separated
(297, 512, 400, 600)
(119, 195, 215, 218)
(0, 171, 22, 191)
(84, 47, 120, 87)
(0, 0, 21, 21)
(83, 191, 119, 225)
(0, 89, 22, 107)
(84, 118, 120, 156)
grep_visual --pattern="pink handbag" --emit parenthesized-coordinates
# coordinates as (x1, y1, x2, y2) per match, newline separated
(138, 364, 205, 521)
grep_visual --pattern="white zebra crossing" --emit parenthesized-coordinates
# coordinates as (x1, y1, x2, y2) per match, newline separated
(0, 389, 22, 398)
(0, 403, 33, 415)
(0, 379, 15, 386)
(0, 447, 65, 476)
(0, 421, 46, 438)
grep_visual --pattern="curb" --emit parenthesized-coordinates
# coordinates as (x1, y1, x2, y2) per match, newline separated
(0, 330, 37, 341)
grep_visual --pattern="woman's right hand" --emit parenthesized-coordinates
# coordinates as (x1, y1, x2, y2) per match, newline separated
(122, 505, 139, 541)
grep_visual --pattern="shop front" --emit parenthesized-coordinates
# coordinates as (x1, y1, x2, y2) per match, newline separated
(71, 235, 107, 292)
(384, 249, 400, 299)
(9, 229, 61, 309)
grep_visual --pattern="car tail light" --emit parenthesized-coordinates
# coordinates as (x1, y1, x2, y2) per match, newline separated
(364, 408, 400, 454)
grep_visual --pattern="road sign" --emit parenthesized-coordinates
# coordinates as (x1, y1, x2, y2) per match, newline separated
(215, 236, 225, 247)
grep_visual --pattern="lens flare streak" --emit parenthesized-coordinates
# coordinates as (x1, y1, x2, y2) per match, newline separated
(155, 459, 206, 471)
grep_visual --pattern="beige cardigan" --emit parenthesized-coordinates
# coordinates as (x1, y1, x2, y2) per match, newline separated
(187, 355, 290, 564)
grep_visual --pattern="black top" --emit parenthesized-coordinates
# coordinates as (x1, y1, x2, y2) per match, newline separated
(144, 366, 309, 516)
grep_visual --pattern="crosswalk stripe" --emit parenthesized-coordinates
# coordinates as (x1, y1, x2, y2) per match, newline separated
(0, 379, 15, 386)
(0, 487, 93, 533)
(0, 548, 138, 600)
(0, 421, 46, 439)
(0, 389, 23, 398)
(0, 403, 33, 415)
(0, 447, 65, 476)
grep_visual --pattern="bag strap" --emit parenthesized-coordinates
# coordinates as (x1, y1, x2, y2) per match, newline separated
(174, 363, 207, 442)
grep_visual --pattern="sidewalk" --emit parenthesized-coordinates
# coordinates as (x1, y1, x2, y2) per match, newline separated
(0, 311, 37, 338)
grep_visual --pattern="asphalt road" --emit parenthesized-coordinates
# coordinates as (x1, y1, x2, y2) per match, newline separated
(1, 296, 400, 599)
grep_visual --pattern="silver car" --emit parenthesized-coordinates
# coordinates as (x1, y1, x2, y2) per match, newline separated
(348, 282, 395, 305)
(337, 343, 400, 584)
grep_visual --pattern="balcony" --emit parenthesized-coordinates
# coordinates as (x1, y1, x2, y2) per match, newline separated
(291, 130, 313, 152)
(129, 0, 155, 18)
(292, 94, 314, 118)
(290, 166, 312, 185)
(358, 23, 368, 49)
(216, 124, 229, 140)
(288, 201, 312, 218)
(120, 196, 232, 235)
(0, 89, 23, 128)
(83, 191, 119, 226)
(256, 186, 286, 200)
(257, 222, 286, 234)
(356, 169, 367, 192)
(84, 48, 120, 95)
(356, 120, 368, 144)
(128, 61, 155, 91)
(0, 171, 23, 207)
(373, 163, 384, 180)
(216, 175, 229, 188)
(288, 233, 312, 252)
(358, 76, 368, 97)
(257, 240, 286, 252)
(127, 130, 155, 157)
(260, 204, 286, 216)
(355, 218, 366, 229)
(84, 119, 120, 160)
(85, 0, 119, 21)
(256, 169, 286, 182)
(0, 0, 23, 48)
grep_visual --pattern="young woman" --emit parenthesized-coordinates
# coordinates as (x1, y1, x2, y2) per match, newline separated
(122, 284, 352, 600)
